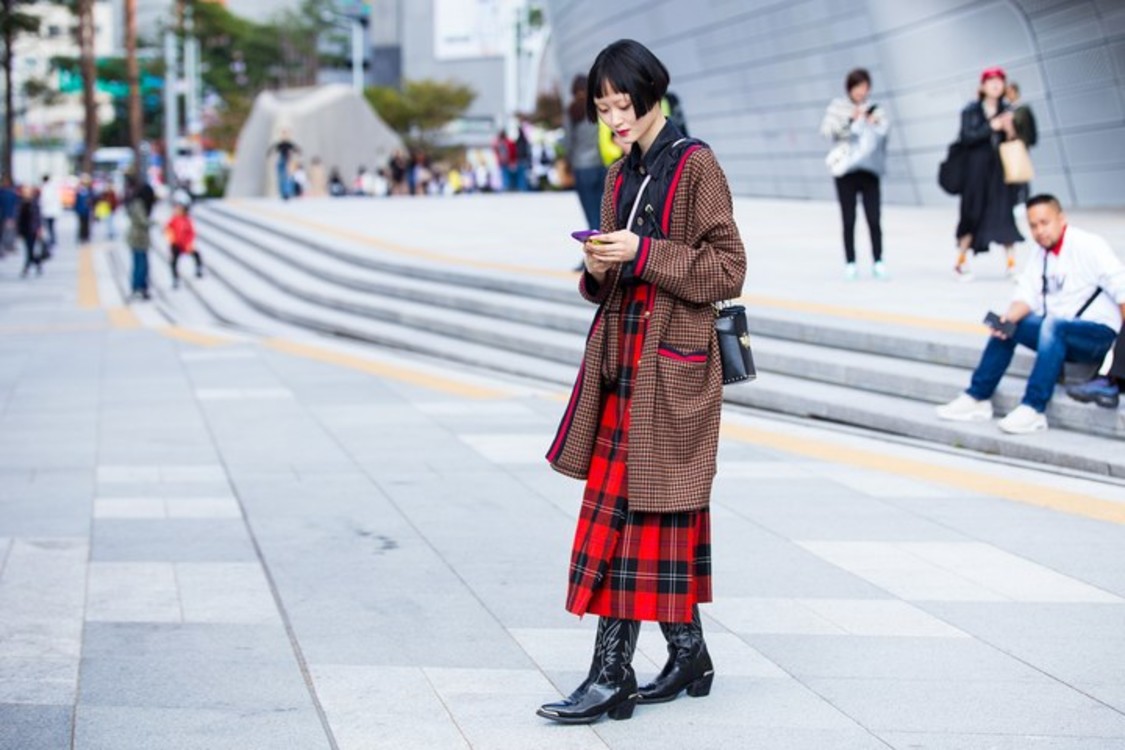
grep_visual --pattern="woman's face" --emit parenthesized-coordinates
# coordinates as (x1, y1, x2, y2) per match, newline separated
(848, 82, 870, 104)
(594, 84, 661, 150)
(980, 77, 1005, 100)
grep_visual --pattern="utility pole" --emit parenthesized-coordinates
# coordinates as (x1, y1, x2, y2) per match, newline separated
(125, 0, 142, 172)
(184, 4, 200, 139)
(351, 16, 365, 94)
(162, 28, 178, 187)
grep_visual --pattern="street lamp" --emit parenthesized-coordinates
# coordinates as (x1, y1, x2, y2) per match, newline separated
(322, 1, 372, 94)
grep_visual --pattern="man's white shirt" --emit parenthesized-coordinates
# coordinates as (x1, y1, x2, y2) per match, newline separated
(1013, 225, 1125, 332)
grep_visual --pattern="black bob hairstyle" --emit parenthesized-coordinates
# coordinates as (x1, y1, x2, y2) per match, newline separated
(585, 39, 670, 124)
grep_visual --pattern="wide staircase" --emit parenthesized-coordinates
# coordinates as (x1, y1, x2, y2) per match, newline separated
(123, 201, 1125, 479)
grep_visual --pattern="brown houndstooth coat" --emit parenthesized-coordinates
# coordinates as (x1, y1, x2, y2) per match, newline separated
(547, 146, 746, 513)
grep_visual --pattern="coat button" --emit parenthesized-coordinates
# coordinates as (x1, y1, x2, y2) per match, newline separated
(636, 217, 644, 226)
(643, 311, 651, 319)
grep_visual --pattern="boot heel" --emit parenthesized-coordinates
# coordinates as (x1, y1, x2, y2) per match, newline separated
(685, 672, 714, 698)
(607, 695, 637, 721)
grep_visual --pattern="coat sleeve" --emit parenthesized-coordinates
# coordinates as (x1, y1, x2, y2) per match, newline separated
(634, 149, 746, 304)
(578, 165, 623, 304)
(819, 101, 850, 141)
(960, 104, 993, 146)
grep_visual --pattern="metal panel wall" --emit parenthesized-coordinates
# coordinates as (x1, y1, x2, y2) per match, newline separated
(545, 0, 1125, 207)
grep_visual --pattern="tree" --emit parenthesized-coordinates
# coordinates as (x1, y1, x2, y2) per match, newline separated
(77, 0, 96, 173)
(1, 0, 40, 178)
(188, 0, 341, 150)
(365, 79, 476, 148)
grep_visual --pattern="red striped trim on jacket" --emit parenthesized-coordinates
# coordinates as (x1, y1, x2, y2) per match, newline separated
(657, 345, 708, 364)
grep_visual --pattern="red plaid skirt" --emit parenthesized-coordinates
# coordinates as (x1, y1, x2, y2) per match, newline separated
(564, 282, 712, 624)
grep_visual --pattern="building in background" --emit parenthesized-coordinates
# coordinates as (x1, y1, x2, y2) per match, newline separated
(371, 0, 557, 142)
(11, 1, 116, 142)
(545, 0, 1125, 208)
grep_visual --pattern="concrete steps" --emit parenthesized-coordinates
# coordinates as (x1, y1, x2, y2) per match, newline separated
(183, 202, 1124, 478)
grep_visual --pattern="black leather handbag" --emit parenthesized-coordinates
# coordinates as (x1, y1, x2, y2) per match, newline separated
(714, 304, 756, 385)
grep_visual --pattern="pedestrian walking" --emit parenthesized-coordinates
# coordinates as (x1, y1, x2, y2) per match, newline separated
(936, 195, 1124, 434)
(539, 39, 746, 726)
(1006, 81, 1038, 208)
(74, 175, 94, 243)
(165, 202, 202, 289)
(96, 184, 118, 240)
(515, 128, 533, 191)
(0, 177, 18, 257)
(953, 67, 1023, 281)
(39, 174, 61, 249)
(125, 179, 157, 300)
(495, 130, 518, 191)
(16, 186, 46, 277)
(820, 67, 890, 280)
(565, 74, 607, 234)
(388, 151, 408, 196)
(266, 129, 301, 200)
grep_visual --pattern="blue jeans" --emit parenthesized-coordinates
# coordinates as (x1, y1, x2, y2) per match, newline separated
(277, 160, 291, 200)
(131, 249, 149, 294)
(967, 314, 1116, 412)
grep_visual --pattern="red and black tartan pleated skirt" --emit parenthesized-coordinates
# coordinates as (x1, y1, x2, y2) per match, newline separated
(565, 281, 712, 624)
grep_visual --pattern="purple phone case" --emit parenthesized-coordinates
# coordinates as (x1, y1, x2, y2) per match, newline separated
(571, 229, 601, 242)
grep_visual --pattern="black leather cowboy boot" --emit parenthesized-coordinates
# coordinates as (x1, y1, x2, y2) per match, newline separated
(537, 617, 640, 724)
(638, 606, 714, 703)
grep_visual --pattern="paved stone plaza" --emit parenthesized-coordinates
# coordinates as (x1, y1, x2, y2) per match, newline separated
(2, 201, 1125, 749)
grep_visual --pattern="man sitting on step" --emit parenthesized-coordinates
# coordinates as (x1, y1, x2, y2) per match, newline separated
(936, 194, 1125, 435)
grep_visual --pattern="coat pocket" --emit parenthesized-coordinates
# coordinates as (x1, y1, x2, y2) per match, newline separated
(657, 344, 708, 364)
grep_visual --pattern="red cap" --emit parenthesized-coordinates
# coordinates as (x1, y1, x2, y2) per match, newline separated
(980, 66, 1007, 83)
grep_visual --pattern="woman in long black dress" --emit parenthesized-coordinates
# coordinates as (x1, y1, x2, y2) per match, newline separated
(953, 67, 1023, 281)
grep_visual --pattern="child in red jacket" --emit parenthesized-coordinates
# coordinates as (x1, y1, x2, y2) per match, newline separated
(165, 203, 202, 288)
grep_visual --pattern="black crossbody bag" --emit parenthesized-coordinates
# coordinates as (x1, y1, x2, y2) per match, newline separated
(617, 143, 756, 386)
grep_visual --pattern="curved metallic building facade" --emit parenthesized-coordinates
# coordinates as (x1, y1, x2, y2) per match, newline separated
(545, 0, 1125, 207)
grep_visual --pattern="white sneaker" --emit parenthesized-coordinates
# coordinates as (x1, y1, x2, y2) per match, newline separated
(997, 404, 1048, 434)
(936, 393, 993, 422)
(873, 261, 889, 280)
(844, 263, 857, 281)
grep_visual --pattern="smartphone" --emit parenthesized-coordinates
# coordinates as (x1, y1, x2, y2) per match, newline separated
(983, 311, 1016, 337)
(571, 229, 603, 243)
(866, 104, 878, 115)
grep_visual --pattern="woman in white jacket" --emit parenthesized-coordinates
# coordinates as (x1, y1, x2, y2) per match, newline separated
(821, 68, 890, 281)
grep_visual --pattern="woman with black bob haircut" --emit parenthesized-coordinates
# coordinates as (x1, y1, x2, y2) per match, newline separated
(539, 39, 746, 725)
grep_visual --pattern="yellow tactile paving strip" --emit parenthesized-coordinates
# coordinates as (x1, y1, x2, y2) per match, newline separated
(264, 337, 510, 400)
(722, 422, 1125, 526)
(77, 246, 100, 309)
(75, 203, 1119, 527)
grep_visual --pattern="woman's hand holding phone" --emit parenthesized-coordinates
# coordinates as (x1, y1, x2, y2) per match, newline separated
(584, 229, 640, 265)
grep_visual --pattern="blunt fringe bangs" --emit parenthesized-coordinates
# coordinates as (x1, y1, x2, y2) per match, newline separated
(585, 39, 670, 123)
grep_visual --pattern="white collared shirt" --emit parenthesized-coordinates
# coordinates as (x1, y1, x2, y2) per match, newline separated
(1013, 225, 1125, 331)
